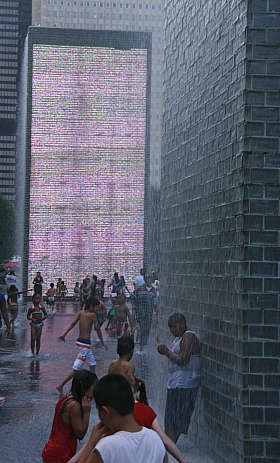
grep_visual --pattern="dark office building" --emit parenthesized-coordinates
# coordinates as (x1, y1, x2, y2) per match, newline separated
(0, 0, 32, 203)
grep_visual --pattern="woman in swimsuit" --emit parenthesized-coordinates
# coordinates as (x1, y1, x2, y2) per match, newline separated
(27, 293, 48, 356)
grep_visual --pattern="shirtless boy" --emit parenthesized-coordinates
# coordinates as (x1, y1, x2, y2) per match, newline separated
(108, 336, 136, 387)
(93, 300, 107, 327)
(56, 296, 108, 393)
(46, 283, 56, 311)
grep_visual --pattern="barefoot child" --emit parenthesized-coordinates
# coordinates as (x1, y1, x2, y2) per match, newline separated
(60, 281, 67, 302)
(93, 300, 107, 328)
(105, 297, 116, 331)
(56, 296, 108, 394)
(108, 336, 136, 387)
(46, 283, 56, 312)
(8, 285, 32, 325)
(27, 293, 48, 356)
(73, 282, 80, 301)
(115, 289, 133, 338)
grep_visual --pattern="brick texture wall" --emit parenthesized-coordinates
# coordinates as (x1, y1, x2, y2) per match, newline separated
(158, 1, 280, 462)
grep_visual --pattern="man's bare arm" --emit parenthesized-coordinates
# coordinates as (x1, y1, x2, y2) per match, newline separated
(157, 332, 200, 366)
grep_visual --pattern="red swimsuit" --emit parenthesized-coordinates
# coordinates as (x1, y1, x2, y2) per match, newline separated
(42, 395, 78, 463)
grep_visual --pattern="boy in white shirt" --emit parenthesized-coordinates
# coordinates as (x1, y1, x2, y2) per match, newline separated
(78, 374, 167, 463)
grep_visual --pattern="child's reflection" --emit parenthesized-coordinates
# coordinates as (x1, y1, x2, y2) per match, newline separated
(29, 359, 41, 392)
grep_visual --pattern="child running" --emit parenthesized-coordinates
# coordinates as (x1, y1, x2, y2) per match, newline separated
(56, 296, 108, 394)
(27, 293, 48, 357)
(107, 336, 136, 387)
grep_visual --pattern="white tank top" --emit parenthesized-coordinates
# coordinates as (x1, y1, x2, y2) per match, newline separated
(167, 330, 201, 389)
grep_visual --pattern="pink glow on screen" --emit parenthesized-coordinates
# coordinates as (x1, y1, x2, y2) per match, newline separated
(28, 45, 147, 292)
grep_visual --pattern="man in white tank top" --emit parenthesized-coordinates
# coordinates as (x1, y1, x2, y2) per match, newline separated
(156, 312, 201, 443)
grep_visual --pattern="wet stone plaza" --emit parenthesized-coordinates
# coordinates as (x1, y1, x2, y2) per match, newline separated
(0, 300, 214, 463)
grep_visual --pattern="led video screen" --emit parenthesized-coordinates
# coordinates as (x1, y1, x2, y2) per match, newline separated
(27, 36, 149, 293)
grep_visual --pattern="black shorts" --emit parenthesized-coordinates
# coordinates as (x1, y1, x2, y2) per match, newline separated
(164, 387, 198, 436)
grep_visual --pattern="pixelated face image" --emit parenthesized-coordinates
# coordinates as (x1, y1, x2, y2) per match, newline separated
(27, 41, 149, 292)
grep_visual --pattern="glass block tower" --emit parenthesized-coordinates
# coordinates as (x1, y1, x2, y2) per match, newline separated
(31, 0, 163, 186)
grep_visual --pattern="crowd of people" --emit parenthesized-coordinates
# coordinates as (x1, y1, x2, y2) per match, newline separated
(41, 311, 201, 463)
(0, 265, 202, 463)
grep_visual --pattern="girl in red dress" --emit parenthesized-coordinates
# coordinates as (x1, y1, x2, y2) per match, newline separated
(42, 370, 98, 463)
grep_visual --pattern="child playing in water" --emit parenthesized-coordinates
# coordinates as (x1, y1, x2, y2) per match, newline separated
(46, 282, 56, 312)
(8, 285, 32, 325)
(68, 375, 188, 463)
(114, 288, 133, 338)
(27, 293, 48, 357)
(107, 336, 136, 387)
(105, 296, 116, 331)
(93, 300, 107, 327)
(56, 296, 108, 394)
(73, 282, 80, 301)
(60, 281, 67, 301)
(42, 370, 98, 463)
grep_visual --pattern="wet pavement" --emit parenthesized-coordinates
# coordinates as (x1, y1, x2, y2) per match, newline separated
(0, 300, 214, 463)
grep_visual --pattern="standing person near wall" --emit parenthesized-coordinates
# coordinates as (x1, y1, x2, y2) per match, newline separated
(119, 276, 130, 296)
(107, 272, 120, 294)
(132, 378, 190, 463)
(134, 268, 145, 289)
(33, 271, 44, 296)
(134, 275, 157, 352)
(156, 313, 201, 443)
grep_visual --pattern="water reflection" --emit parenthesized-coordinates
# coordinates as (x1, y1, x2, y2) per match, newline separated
(29, 359, 41, 392)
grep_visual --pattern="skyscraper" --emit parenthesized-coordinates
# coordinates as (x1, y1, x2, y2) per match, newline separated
(0, 0, 32, 202)
(32, 0, 163, 186)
